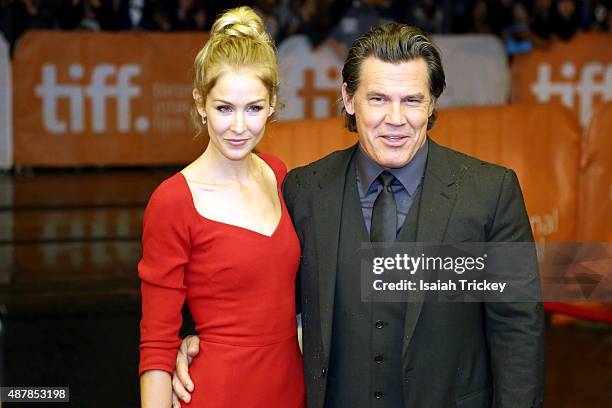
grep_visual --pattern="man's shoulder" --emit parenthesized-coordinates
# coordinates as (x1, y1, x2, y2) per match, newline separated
(433, 140, 510, 181)
(286, 145, 355, 186)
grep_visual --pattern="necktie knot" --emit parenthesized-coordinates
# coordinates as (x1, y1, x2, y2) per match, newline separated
(377, 171, 395, 192)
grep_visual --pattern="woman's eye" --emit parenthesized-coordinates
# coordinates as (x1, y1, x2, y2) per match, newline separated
(248, 105, 264, 113)
(216, 105, 231, 113)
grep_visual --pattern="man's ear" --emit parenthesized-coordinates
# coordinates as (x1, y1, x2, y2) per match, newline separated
(341, 83, 355, 115)
(193, 88, 206, 117)
(428, 97, 435, 116)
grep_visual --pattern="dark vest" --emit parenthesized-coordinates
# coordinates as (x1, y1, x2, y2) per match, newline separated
(325, 158, 423, 408)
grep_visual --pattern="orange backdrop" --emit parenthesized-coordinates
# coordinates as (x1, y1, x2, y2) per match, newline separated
(261, 118, 356, 168)
(578, 102, 612, 242)
(511, 33, 612, 128)
(12, 31, 209, 166)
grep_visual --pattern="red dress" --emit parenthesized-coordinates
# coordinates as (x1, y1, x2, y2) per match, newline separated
(138, 153, 305, 407)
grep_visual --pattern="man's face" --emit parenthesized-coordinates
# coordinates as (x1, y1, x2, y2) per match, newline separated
(342, 56, 434, 169)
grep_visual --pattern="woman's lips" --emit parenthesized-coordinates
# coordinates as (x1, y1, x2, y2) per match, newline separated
(225, 139, 249, 147)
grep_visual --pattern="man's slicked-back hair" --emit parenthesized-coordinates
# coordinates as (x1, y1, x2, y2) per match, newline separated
(342, 23, 446, 132)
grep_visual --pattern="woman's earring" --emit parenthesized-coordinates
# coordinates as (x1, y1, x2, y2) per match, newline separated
(201, 115, 207, 125)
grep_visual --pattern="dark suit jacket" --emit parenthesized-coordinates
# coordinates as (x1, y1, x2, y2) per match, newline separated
(282, 138, 545, 408)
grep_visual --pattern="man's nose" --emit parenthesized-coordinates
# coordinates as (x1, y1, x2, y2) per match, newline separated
(385, 103, 405, 126)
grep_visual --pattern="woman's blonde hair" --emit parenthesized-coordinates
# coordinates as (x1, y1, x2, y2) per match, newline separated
(192, 7, 278, 133)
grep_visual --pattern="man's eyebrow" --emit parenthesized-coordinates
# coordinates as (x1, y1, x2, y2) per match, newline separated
(365, 91, 387, 97)
(402, 93, 425, 100)
(364, 91, 426, 99)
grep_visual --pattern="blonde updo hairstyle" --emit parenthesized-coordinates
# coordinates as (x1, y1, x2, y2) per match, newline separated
(192, 7, 279, 134)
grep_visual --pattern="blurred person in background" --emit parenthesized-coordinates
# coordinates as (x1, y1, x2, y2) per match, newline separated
(468, 0, 493, 33)
(253, 0, 281, 40)
(77, 0, 102, 30)
(450, 0, 477, 32)
(502, 2, 536, 55)
(188, 3, 207, 30)
(301, 0, 337, 46)
(168, 0, 209, 30)
(273, 0, 317, 43)
(488, 0, 517, 35)
(580, 0, 611, 31)
(56, 0, 109, 31)
(407, 0, 445, 34)
(114, 0, 162, 30)
(13, 0, 62, 29)
(550, 0, 581, 40)
(330, 0, 390, 58)
(276, 0, 341, 50)
(252, 0, 302, 43)
(1, 0, 61, 48)
(594, 0, 611, 31)
(531, 0, 555, 42)
(0, 0, 19, 47)
(262, 0, 302, 43)
(374, 0, 405, 22)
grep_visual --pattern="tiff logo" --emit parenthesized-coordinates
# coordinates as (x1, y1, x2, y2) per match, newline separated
(35, 63, 149, 134)
(297, 68, 341, 119)
(531, 62, 612, 127)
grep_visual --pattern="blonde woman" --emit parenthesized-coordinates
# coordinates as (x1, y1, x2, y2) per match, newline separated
(138, 7, 305, 408)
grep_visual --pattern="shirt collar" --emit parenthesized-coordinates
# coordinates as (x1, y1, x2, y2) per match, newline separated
(356, 138, 429, 196)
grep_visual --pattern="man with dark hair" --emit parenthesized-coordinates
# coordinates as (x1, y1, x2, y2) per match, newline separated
(172, 23, 544, 408)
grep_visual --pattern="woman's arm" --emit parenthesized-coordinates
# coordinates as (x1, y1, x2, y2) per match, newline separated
(138, 179, 191, 407)
(141, 370, 172, 408)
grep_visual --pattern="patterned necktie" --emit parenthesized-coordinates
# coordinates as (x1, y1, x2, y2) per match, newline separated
(370, 171, 397, 243)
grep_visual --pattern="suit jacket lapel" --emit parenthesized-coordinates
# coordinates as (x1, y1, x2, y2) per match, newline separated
(313, 145, 358, 359)
(402, 138, 458, 361)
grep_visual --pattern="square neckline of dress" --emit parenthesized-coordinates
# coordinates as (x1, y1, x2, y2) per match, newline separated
(177, 154, 285, 239)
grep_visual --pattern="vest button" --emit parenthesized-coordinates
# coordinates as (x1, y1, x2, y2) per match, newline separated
(374, 391, 383, 399)
(321, 367, 327, 377)
(374, 355, 384, 364)
(375, 320, 384, 329)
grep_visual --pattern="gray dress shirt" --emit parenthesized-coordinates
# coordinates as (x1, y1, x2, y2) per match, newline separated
(355, 139, 429, 236)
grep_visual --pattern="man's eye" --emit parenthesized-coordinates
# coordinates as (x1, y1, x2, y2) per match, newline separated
(370, 97, 384, 103)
